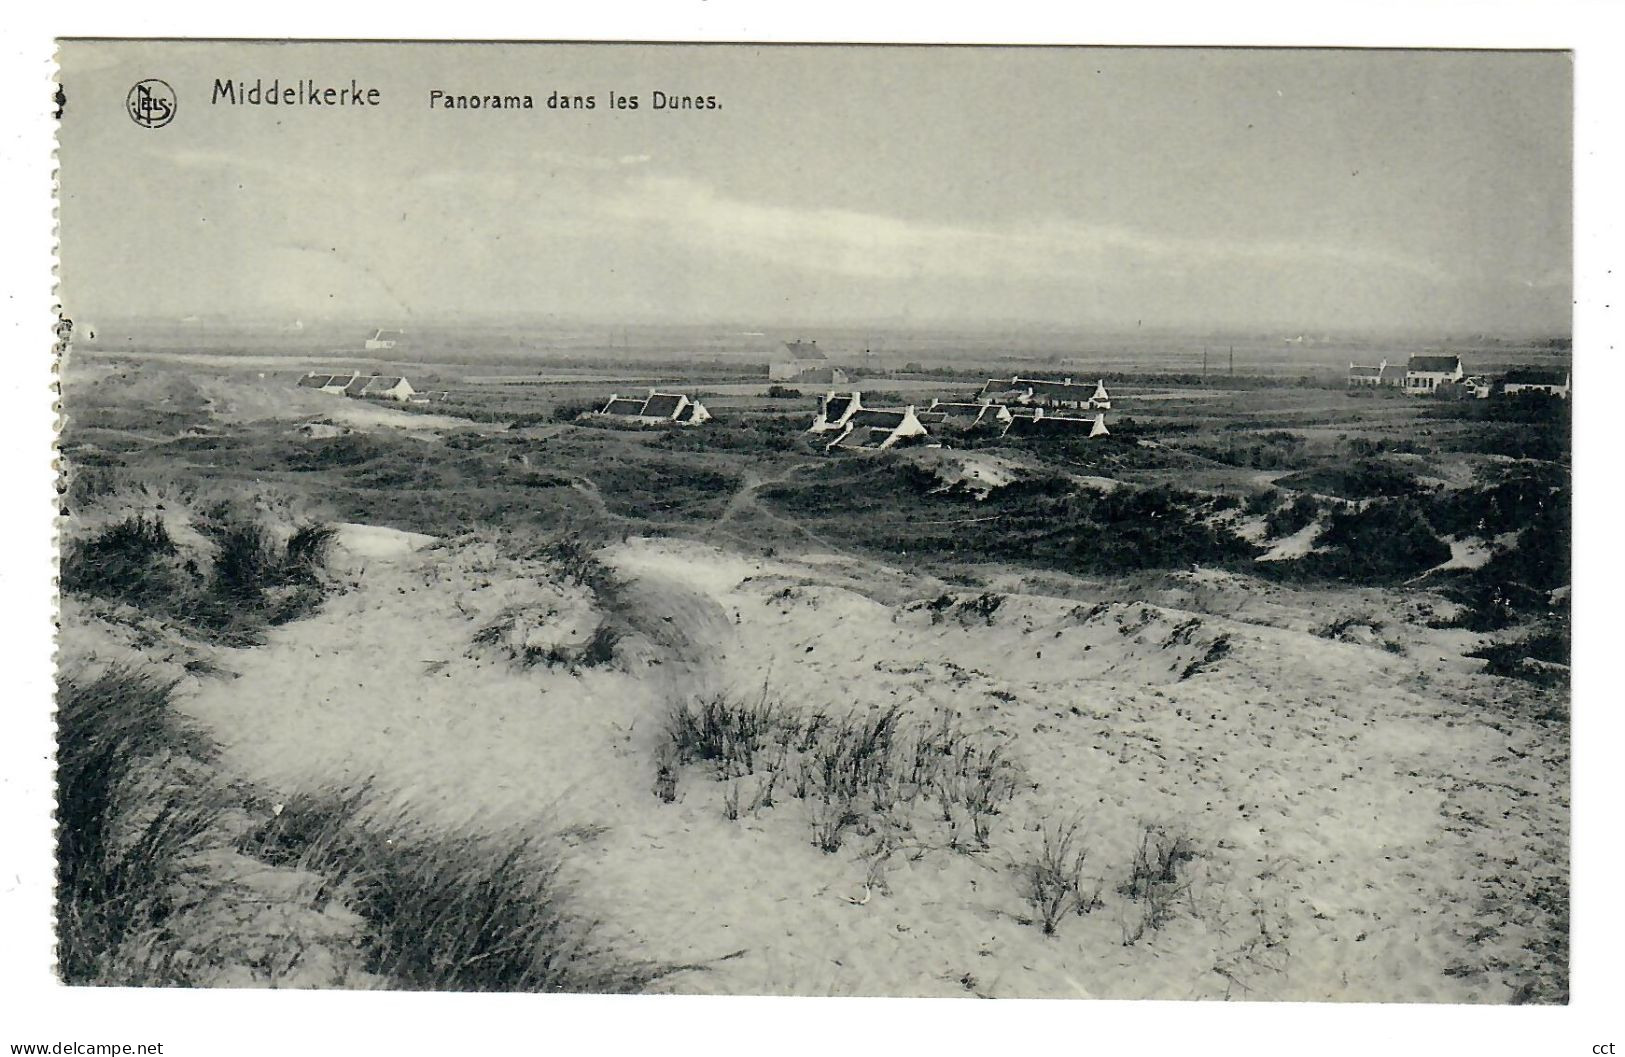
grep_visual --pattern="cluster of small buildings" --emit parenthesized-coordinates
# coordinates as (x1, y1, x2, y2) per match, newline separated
(805, 379, 1112, 452)
(1347, 354, 1571, 399)
(586, 371, 1114, 452)
(296, 370, 449, 404)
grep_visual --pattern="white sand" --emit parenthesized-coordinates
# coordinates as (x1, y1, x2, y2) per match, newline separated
(140, 531, 1564, 1001)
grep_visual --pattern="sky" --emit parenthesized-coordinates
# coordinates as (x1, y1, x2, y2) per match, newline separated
(56, 42, 1572, 335)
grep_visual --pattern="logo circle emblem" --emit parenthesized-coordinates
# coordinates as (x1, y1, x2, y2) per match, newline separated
(126, 79, 177, 128)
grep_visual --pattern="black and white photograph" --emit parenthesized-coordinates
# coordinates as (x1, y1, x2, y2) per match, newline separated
(18, 20, 1621, 1049)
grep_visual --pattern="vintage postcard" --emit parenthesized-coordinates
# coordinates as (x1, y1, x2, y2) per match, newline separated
(50, 39, 1573, 1005)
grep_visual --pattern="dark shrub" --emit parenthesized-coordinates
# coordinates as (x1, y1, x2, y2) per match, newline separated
(59, 515, 183, 607)
(1274, 458, 1421, 500)
(1264, 494, 1322, 538)
(1301, 498, 1451, 581)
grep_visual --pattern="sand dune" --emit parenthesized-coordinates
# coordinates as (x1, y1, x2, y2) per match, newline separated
(133, 530, 1566, 1001)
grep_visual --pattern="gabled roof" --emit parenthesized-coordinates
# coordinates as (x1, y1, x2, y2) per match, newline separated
(1005, 413, 1106, 437)
(1347, 365, 1384, 378)
(1379, 364, 1408, 383)
(602, 397, 645, 416)
(979, 376, 1099, 401)
(344, 376, 371, 396)
(1503, 366, 1570, 386)
(674, 402, 697, 422)
(930, 401, 988, 418)
(830, 426, 893, 449)
(299, 374, 332, 388)
(1022, 378, 1100, 400)
(847, 409, 907, 429)
(364, 376, 406, 391)
(642, 393, 685, 419)
(370, 329, 403, 341)
(783, 339, 826, 361)
(820, 395, 856, 421)
(1407, 354, 1462, 373)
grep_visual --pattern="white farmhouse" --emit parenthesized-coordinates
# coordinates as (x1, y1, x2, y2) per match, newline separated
(824, 406, 930, 451)
(365, 329, 403, 351)
(596, 390, 711, 426)
(359, 376, 417, 402)
(1403, 354, 1465, 394)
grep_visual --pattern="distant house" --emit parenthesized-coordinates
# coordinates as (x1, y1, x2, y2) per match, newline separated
(770, 339, 847, 384)
(595, 390, 711, 426)
(360, 376, 417, 402)
(824, 406, 929, 451)
(1347, 359, 1389, 387)
(1001, 408, 1110, 439)
(808, 391, 865, 433)
(1501, 366, 1571, 399)
(365, 329, 403, 351)
(977, 376, 1111, 410)
(1404, 354, 1464, 394)
(926, 400, 1014, 431)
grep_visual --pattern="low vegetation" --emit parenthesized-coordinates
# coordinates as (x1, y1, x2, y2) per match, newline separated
(659, 694, 1020, 854)
(60, 501, 339, 644)
(238, 787, 681, 992)
(55, 667, 222, 984)
(1119, 823, 1200, 945)
(1020, 816, 1102, 935)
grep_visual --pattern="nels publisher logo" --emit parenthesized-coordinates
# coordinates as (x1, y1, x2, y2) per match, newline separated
(126, 79, 176, 128)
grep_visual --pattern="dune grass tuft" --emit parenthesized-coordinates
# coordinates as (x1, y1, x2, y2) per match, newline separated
(1020, 816, 1101, 935)
(240, 785, 682, 992)
(55, 666, 225, 984)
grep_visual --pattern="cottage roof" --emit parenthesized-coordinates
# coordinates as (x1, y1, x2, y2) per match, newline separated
(299, 374, 332, 388)
(364, 376, 405, 392)
(1407, 354, 1462, 374)
(930, 401, 992, 418)
(1005, 414, 1105, 436)
(674, 402, 697, 422)
(1023, 378, 1098, 400)
(820, 395, 856, 421)
(344, 376, 371, 396)
(1379, 364, 1408, 383)
(603, 397, 645, 416)
(1347, 365, 1384, 379)
(831, 426, 892, 449)
(1503, 366, 1570, 386)
(847, 409, 908, 429)
(783, 340, 826, 361)
(642, 393, 685, 419)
